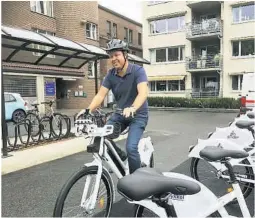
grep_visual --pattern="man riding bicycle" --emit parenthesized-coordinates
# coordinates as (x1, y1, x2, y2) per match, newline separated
(77, 38, 149, 174)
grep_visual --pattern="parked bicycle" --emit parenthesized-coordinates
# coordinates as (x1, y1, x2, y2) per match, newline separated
(25, 100, 69, 138)
(189, 112, 255, 203)
(117, 146, 252, 217)
(53, 108, 154, 217)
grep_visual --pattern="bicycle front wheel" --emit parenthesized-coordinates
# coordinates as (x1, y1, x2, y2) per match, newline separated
(51, 113, 68, 138)
(53, 166, 114, 217)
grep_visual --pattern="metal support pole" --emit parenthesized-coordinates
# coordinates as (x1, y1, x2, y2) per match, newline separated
(1, 68, 11, 158)
(94, 59, 98, 94)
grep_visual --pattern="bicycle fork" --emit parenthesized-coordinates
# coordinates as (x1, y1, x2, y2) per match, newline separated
(80, 155, 103, 214)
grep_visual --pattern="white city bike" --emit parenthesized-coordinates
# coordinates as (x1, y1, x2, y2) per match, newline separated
(189, 113, 255, 202)
(117, 146, 252, 217)
(53, 109, 154, 217)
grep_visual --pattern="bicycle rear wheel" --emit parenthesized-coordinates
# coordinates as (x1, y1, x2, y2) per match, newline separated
(53, 166, 114, 217)
(25, 113, 40, 136)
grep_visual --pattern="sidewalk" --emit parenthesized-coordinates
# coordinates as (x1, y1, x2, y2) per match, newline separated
(148, 106, 239, 113)
(2, 133, 128, 175)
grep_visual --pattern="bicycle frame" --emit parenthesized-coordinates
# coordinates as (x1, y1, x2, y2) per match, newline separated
(189, 138, 255, 184)
(200, 182, 251, 217)
(126, 172, 251, 218)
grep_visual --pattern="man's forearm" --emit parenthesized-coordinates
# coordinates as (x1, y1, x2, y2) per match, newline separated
(88, 94, 104, 112)
(132, 93, 148, 111)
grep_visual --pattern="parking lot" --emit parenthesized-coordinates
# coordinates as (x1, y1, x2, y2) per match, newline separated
(2, 111, 254, 217)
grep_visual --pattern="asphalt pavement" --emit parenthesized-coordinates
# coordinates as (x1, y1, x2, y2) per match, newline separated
(2, 111, 254, 217)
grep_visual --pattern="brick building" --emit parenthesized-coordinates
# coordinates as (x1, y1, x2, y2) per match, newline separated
(98, 4, 143, 106)
(2, 1, 143, 111)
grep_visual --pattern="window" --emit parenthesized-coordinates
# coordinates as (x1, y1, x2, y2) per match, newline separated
(32, 29, 55, 58)
(138, 33, 142, 45)
(151, 46, 185, 63)
(30, 1, 53, 17)
(4, 94, 16, 102)
(88, 62, 95, 78)
(232, 75, 243, 90)
(149, 80, 185, 92)
(232, 39, 255, 57)
(129, 30, 133, 43)
(124, 28, 128, 42)
(156, 81, 167, 91)
(113, 23, 117, 38)
(233, 4, 255, 23)
(156, 49, 166, 62)
(88, 61, 100, 78)
(150, 16, 185, 34)
(86, 23, 97, 40)
(107, 21, 111, 38)
(132, 51, 136, 55)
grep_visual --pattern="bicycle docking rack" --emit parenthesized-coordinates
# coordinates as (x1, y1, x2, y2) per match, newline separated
(4, 115, 73, 153)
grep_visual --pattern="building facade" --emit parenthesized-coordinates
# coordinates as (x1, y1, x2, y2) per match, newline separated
(143, 1, 255, 99)
(2, 1, 143, 112)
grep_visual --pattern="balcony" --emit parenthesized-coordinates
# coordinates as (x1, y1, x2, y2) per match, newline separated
(186, 54, 222, 72)
(186, 1, 221, 10)
(186, 19, 222, 40)
(188, 88, 221, 98)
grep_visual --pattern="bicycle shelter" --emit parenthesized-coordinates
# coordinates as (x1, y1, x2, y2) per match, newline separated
(1, 25, 150, 157)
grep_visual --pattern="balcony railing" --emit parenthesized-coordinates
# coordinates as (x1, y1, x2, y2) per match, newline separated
(186, 54, 222, 71)
(186, 19, 222, 39)
(187, 88, 221, 98)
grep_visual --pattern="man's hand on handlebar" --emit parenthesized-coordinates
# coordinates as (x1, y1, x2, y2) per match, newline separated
(123, 106, 136, 118)
(76, 108, 91, 120)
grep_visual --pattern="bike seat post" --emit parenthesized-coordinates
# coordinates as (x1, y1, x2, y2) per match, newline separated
(223, 159, 237, 184)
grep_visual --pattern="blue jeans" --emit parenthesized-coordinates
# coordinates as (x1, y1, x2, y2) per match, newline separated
(106, 112, 148, 174)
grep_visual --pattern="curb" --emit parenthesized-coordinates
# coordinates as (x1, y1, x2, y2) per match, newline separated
(148, 107, 239, 113)
(2, 134, 128, 175)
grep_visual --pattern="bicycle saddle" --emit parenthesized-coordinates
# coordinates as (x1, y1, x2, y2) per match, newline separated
(235, 120, 255, 129)
(31, 103, 39, 106)
(117, 168, 201, 201)
(199, 146, 248, 162)
(247, 112, 255, 119)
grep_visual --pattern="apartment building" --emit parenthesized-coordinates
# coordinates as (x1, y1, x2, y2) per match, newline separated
(143, 1, 255, 98)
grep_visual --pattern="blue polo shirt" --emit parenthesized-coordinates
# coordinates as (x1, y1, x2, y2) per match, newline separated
(102, 63, 148, 114)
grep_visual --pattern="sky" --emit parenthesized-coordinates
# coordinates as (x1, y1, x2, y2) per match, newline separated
(98, 0, 143, 23)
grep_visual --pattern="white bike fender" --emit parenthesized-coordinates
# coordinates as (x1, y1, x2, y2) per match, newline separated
(127, 199, 168, 217)
(84, 160, 116, 202)
(162, 172, 229, 217)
